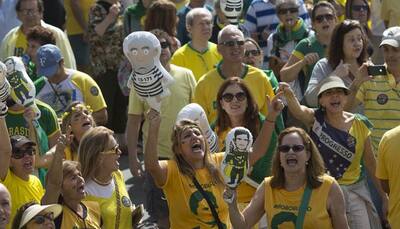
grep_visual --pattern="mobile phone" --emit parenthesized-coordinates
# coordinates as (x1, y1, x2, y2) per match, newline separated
(367, 65, 387, 76)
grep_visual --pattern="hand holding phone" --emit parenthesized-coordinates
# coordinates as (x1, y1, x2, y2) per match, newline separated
(367, 65, 387, 76)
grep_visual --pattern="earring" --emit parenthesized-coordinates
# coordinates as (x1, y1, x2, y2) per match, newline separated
(306, 161, 309, 165)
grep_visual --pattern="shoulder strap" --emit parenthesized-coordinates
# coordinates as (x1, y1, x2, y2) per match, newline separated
(192, 177, 224, 229)
(295, 185, 312, 229)
(113, 175, 121, 229)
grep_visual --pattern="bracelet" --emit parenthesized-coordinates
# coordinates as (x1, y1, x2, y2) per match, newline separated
(265, 118, 275, 123)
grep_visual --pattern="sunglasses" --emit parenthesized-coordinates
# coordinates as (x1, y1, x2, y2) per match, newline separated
(220, 40, 245, 47)
(314, 14, 335, 23)
(12, 148, 36, 159)
(277, 8, 298, 15)
(278, 144, 305, 153)
(352, 5, 368, 12)
(32, 212, 54, 224)
(221, 92, 247, 102)
(244, 49, 261, 57)
(101, 144, 121, 155)
(160, 41, 170, 49)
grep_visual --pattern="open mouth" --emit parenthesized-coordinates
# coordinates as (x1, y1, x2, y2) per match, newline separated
(77, 184, 85, 194)
(286, 158, 298, 166)
(285, 18, 295, 26)
(81, 121, 92, 128)
(23, 160, 33, 170)
(0, 215, 7, 225)
(330, 101, 341, 108)
(192, 142, 202, 152)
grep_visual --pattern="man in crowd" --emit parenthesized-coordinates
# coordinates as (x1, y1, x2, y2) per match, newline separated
(34, 44, 107, 124)
(126, 29, 196, 228)
(0, 0, 76, 69)
(172, 7, 221, 81)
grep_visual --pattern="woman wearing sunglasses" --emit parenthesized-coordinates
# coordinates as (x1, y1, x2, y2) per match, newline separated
(12, 202, 62, 229)
(304, 19, 369, 109)
(280, 76, 387, 228)
(226, 126, 349, 228)
(143, 90, 283, 228)
(78, 126, 134, 229)
(281, 1, 338, 103)
(213, 77, 283, 201)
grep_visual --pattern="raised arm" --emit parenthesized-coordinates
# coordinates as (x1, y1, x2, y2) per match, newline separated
(249, 93, 284, 166)
(327, 181, 349, 229)
(225, 181, 266, 228)
(126, 114, 143, 177)
(0, 109, 11, 181)
(144, 109, 167, 187)
(280, 53, 319, 83)
(42, 134, 70, 204)
(344, 63, 371, 111)
(279, 82, 314, 127)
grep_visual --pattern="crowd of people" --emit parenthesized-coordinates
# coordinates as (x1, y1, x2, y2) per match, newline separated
(0, 0, 399, 228)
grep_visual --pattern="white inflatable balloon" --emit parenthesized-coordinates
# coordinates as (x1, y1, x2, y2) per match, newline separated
(123, 31, 174, 112)
(221, 127, 253, 189)
(176, 103, 219, 153)
(4, 57, 40, 119)
(220, 0, 243, 25)
(0, 62, 10, 116)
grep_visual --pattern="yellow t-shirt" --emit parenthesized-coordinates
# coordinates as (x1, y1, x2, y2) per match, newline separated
(58, 201, 101, 228)
(64, 0, 95, 35)
(264, 175, 335, 229)
(194, 63, 275, 123)
(356, 73, 400, 153)
(1, 169, 45, 229)
(171, 42, 222, 81)
(161, 153, 229, 229)
(128, 64, 196, 158)
(85, 170, 132, 229)
(14, 29, 27, 57)
(376, 125, 400, 229)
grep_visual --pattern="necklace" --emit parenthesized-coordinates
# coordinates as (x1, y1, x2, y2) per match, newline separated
(93, 176, 112, 186)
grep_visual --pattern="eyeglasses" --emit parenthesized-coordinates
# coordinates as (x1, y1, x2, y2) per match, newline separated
(278, 144, 305, 153)
(244, 49, 261, 57)
(160, 41, 170, 49)
(352, 5, 368, 12)
(221, 92, 247, 102)
(314, 14, 335, 23)
(19, 8, 39, 16)
(220, 40, 245, 47)
(32, 212, 54, 224)
(12, 148, 36, 159)
(101, 144, 121, 155)
(277, 8, 299, 15)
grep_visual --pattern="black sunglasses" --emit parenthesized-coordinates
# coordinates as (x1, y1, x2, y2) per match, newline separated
(244, 49, 261, 57)
(221, 92, 247, 102)
(278, 144, 305, 153)
(352, 5, 368, 12)
(314, 14, 335, 23)
(32, 212, 54, 224)
(160, 41, 170, 49)
(220, 40, 245, 47)
(277, 7, 299, 15)
(12, 148, 36, 159)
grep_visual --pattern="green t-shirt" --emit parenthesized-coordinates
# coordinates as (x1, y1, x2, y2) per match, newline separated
(292, 35, 326, 85)
(6, 99, 60, 184)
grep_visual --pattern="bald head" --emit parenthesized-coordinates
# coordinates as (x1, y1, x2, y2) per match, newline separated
(0, 184, 11, 229)
(217, 25, 244, 44)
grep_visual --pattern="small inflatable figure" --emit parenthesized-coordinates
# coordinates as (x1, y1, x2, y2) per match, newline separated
(4, 56, 40, 119)
(123, 31, 174, 112)
(0, 62, 10, 117)
(176, 103, 219, 153)
(220, 0, 243, 25)
(221, 127, 253, 189)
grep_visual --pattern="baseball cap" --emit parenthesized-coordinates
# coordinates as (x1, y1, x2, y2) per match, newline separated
(380, 27, 400, 48)
(318, 76, 350, 97)
(10, 135, 36, 153)
(18, 204, 62, 228)
(36, 44, 63, 77)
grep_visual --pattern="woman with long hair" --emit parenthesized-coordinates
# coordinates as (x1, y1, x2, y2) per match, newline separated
(226, 127, 349, 228)
(144, 92, 284, 228)
(304, 19, 368, 108)
(281, 76, 388, 228)
(78, 126, 134, 229)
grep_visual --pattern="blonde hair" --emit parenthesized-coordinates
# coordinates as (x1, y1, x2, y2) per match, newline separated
(171, 119, 224, 186)
(78, 126, 114, 180)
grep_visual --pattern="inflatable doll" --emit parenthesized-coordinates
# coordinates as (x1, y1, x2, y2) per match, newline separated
(0, 62, 10, 117)
(123, 31, 174, 112)
(176, 103, 219, 153)
(220, 0, 243, 25)
(221, 127, 253, 189)
(4, 56, 40, 119)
